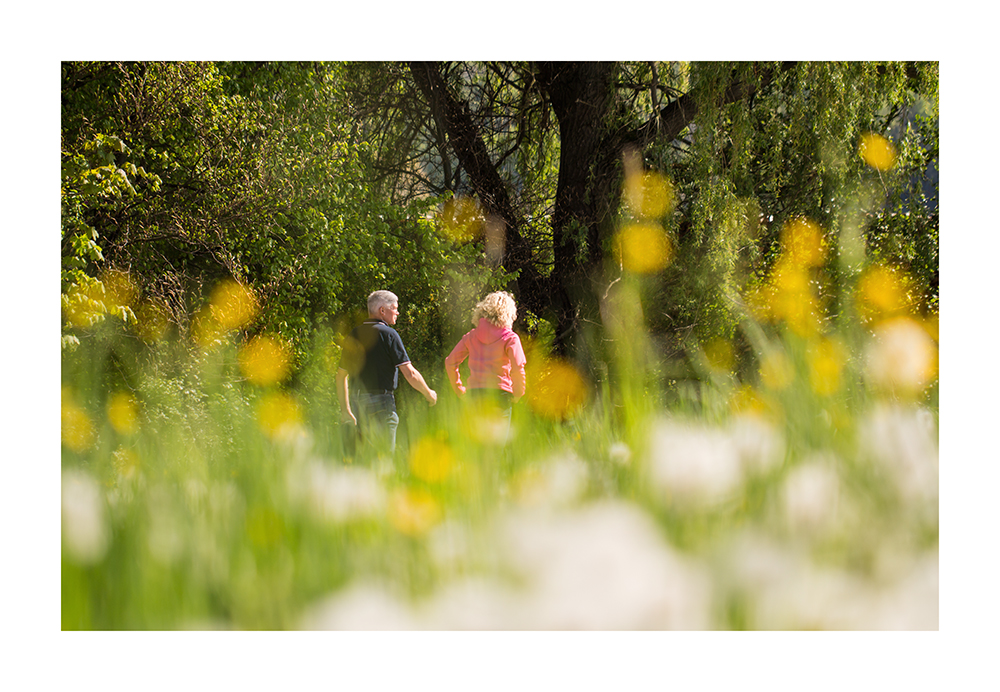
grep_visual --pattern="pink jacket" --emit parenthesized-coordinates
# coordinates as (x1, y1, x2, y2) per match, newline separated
(445, 318, 527, 397)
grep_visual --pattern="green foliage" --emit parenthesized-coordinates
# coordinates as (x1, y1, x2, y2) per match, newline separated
(61, 62, 512, 390)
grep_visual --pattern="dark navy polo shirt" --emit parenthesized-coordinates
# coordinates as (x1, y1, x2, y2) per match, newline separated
(344, 319, 410, 392)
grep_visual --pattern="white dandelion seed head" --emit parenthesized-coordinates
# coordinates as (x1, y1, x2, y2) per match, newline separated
(729, 413, 785, 476)
(495, 501, 713, 629)
(62, 469, 110, 565)
(858, 404, 938, 505)
(647, 419, 744, 508)
(291, 461, 387, 523)
(780, 456, 841, 536)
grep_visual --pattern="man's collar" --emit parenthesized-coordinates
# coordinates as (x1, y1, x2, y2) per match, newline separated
(365, 318, 387, 325)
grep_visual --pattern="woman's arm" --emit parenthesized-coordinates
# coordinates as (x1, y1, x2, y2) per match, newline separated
(444, 337, 469, 396)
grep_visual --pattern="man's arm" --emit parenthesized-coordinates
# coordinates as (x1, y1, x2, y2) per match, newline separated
(336, 368, 357, 424)
(399, 362, 438, 406)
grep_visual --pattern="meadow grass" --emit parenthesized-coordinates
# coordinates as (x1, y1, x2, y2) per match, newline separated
(60, 279, 938, 630)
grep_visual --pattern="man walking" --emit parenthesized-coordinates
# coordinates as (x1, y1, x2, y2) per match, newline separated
(337, 290, 437, 455)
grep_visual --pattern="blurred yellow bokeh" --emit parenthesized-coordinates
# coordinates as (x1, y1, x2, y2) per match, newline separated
(527, 358, 588, 420)
(615, 221, 673, 274)
(857, 264, 913, 322)
(859, 132, 897, 171)
(438, 196, 484, 243)
(729, 383, 769, 417)
(807, 337, 847, 396)
(388, 487, 442, 536)
(107, 391, 140, 435)
(113, 447, 141, 481)
(210, 279, 258, 331)
(759, 349, 793, 391)
(625, 170, 676, 219)
(754, 262, 823, 337)
(779, 218, 826, 269)
(62, 387, 95, 453)
(239, 334, 292, 387)
(256, 390, 303, 439)
(865, 316, 938, 398)
(702, 337, 735, 374)
(409, 437, 454, 484)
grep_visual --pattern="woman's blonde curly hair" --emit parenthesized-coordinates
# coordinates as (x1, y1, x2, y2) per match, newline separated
(472, 291, 517, 328)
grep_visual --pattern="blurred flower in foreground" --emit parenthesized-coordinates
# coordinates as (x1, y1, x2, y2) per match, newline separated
(61, 386, 94, 453)
(256, 390, 304, 440)
(728, 414, 785, 476)
(608, 441, 632, 467)
(388, 488, 442, 536)
(298, 501, 712, 630)
(858, 404, 938, 506)
(781, 457, 841, 536)
(864, 317, 938, 397)
(746, 217, 827, 337)
(239, 334, 292, 386)
(107, 391, 140, 435)
(210, 279, 258, 331)
(807, 337, 847, 396)
(62, 469, 109, 564)
(647, 420, 743, 508)
(859, 132, 897, 171)
(192, 279, 258, 348)
(527, 358, 588, 420)
(856, 264, 914, 323)
(624, 170, 676, 219)
(780, 217, 827, 269)
(492, 502, 711, 629)
(512, 453, 589, 508)
(759, 349, 793, 391)
(460, 400, 512, 445)
(720, 531, 937, 629)
(702, 337, 735, 374)
(614, 221, 673, 274)
(438, 196, 484, 243)
(409, 437, 455, 484)
(647, 417, 785, 510)
(287, 461, 386, 524)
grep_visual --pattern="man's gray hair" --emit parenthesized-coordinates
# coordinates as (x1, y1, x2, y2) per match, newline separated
(367, 290, 398, 315)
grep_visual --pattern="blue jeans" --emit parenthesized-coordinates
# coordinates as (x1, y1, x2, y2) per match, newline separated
(352, 392, 399, 454)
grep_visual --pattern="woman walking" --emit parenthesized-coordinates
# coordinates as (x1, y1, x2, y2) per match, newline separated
(444, 291, 527, 443)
